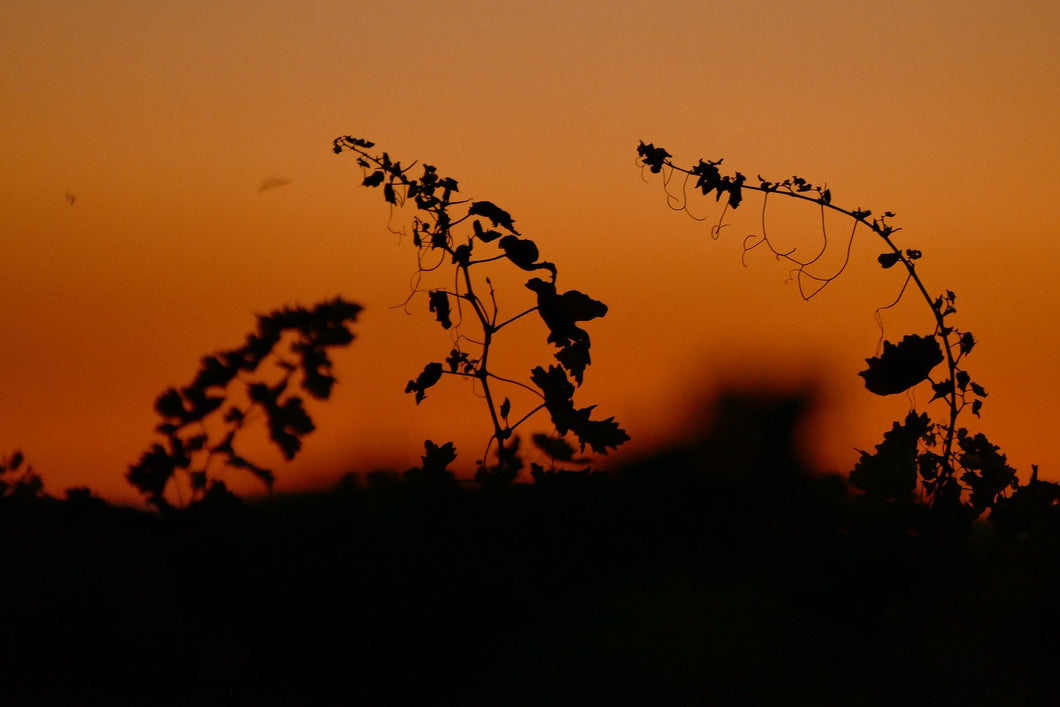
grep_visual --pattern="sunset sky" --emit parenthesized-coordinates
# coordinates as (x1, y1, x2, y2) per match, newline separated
(3, 1, 1058, 506)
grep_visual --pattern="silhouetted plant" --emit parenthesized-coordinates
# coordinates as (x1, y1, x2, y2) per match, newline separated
(333, 136, 628, 483)
(126, 298, 362, 510)
(636, 142, 1033, 521)
(0, 450, 44, 501)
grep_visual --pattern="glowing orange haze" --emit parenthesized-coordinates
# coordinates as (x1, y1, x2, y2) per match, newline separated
(2, 2, 1059, 506)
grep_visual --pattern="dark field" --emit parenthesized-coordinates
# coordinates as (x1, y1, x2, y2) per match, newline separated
(4, 439, 1060, 707)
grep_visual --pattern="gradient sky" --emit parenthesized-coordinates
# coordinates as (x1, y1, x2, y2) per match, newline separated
(3, 1, 1058, 506)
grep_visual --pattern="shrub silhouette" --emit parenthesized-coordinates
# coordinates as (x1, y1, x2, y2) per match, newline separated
(126, 298, 361, 510)
(0, 450, 44, 502)
(636, 142, 1054, 529)
(333, 136, 628, 483)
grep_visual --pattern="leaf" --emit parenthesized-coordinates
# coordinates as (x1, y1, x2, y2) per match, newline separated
(422, 440, 457, 470)
(472, 219, 502, 243)
(468, 201, 519, 234)
(428, 290, 453, 329)
(452, 243, 472, 267)
(266, 396, 315, 460)
(405, 362, 444, 404)
(526, 278, 606, 350)
(877, 252, 902, 269)
(958, 431, 1017, 512)
(532, 433, 576, 462)
(499, 235, 540, 269)
(530, 365, 628, 454)
(727, 172, 746, 209)
(192, 355, 240, 390)
(960, 331, 976, 355)
(929, 380, 951, 402)
(555, 339, 592, 385)
(362, 171, 385, 187)
(445, 348, 472, 374)
(500, 397, 511, 420)
(227, 455, 276, 491)
(859, 334, 944, 396)
(637, 141, 671, 173)
(575, 413, 630, 455)
(849, 411, 931, 502)
(155, 388, 186, 419)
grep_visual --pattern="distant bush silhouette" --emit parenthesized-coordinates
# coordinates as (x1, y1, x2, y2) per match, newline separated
(636, 142, 1055, 530)
(0, 450, 44, 502)
(333, 136, 628, 484)
(126, 298, 361, 510)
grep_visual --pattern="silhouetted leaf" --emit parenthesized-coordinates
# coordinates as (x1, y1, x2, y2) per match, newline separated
(859, 334, 944, 395)
(445, 348, 473, 374)
(960, 331, 976, 355)
(428, 290, 453, 329)
(532, 433, 576, 462)
(500, 397, 511, 420)
(362, 171, 385, 187)
(555, 340, 592, 385)
(405, 439, 458, 488)
(405, 362, 444, 404)
(468, 201, 518, 233)
(877, 252, 902, 269)
(530, 365, 628, 454)
(267, 396, 315, 460)
(155, 388, 185, 419)
(452, 243, 472, 267)
(637, 141, 671, 173)
(192, 355, 240, 390)
(472, 219, 502, 242)
(227, 455, 276, 491)
(499, 235, 540, 270)
(958, 430, 1018, 512)
(526, 278, 606, 352)
(850, 411, 930, 502)
(929, 380, 951, 402)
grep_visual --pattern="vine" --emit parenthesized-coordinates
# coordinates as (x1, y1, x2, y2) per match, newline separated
(333, 136, 628, 483)
(636, 141, 1015, 518)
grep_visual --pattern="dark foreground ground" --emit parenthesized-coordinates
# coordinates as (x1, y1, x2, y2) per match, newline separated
(3, 450, 1060, 706)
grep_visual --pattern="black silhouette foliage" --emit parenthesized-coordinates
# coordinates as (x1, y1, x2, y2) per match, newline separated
(405, 362, 444, 404)
(850, 412, 929, 503)
(334, 135, 626, 480)
(0, 450, 45, 501)
(859, 334, 944, 396)
(404, 439, 458, 488)
(428, 290, 453, 329)
(127, 297, 361, 509)
(637, 141, 1036, 523)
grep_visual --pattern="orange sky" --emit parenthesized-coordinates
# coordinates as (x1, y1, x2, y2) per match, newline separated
(3, 1, 1059, 507)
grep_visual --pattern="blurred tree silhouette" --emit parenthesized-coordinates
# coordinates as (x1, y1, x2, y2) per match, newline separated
(127, 298, 361, 510)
